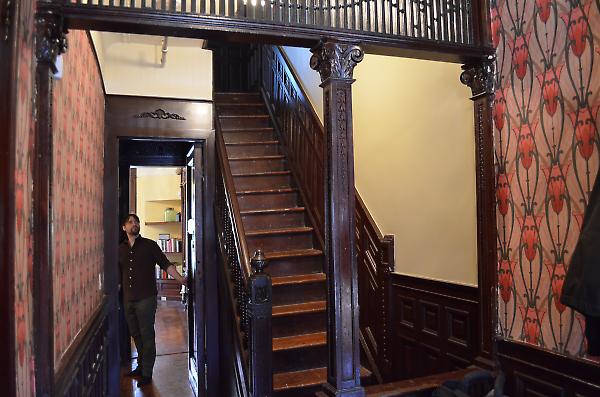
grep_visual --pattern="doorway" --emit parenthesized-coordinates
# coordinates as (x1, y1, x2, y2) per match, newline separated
(113, 138, 217, 396)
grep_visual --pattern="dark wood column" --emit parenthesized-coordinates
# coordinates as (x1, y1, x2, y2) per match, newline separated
(33, 6, 68, 396)
(310, 40, 365, 397)
(459, 59, 497, 368)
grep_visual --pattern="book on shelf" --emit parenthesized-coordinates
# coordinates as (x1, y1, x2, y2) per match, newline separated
(157, 237, 182, 253)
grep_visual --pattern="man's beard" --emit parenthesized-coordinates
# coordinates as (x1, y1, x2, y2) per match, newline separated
(131, 226, 140, 236)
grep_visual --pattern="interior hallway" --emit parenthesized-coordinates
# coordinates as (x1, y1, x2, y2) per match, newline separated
(120, 301, 194, 397)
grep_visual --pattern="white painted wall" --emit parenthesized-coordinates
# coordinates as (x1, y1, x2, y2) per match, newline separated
(282, 46, 478, 286)
(91, 32, 212, 100)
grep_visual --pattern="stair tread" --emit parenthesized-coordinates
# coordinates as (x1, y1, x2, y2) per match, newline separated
(216, 102, 264, 106)
(272, 331, 326, 352)
(273, 367, 372, 391)
(271, 273, 326, 286)
(272, 300, 326, 317)
(246, 226, 313, 237)
(237, 187, 298, 195)
(228, 155, 285, 161)
(225, 140, 279, 146)
(232, 170, 291, 177)
(221, 127, 274, 132)
(241, 207, 305, 215)
(219, 114, 269, 118)
(264, 248, 323, 259)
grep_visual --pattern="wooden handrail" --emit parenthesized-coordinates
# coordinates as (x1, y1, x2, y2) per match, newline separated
(215, 116, 252, 282)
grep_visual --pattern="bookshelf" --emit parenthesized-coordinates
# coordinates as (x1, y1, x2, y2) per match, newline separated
(136, 167, 186, 301)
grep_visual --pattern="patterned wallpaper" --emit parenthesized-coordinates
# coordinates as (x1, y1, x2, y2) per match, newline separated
(52, 30, 105, 369)
(14, 0, 37, 395)
(493, 0, 599, 358)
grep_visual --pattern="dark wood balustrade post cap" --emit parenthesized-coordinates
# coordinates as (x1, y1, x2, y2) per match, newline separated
(251, 250, 267, 273)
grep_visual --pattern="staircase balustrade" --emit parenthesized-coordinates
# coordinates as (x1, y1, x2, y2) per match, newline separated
(256, 44, 326, 245)
(216, 116, 273, 396)
(62, 0, 483, 46)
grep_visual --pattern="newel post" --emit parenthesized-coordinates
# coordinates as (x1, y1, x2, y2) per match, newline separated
(460, 58, 497, 368)
(310, 40, 365, 397)
(248, 250, 273, 397)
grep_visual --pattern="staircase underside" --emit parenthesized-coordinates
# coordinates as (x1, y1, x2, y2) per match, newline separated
(216, 92, 371, 395)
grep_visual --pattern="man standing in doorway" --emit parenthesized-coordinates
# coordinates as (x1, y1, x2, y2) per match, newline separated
(119, 213, 187, 387)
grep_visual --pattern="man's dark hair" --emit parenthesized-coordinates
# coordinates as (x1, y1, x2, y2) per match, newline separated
(121, 213, 140, 226)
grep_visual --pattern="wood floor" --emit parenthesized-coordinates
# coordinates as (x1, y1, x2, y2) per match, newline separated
(120, 300, 194, 397)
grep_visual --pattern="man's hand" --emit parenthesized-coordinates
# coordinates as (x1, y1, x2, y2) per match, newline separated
(166, 264, 187, 287)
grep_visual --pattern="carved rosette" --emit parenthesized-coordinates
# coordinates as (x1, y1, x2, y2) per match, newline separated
(36, 10, 68, 74)
(460, 59, 495, 100)
(310, 41, 364, 83)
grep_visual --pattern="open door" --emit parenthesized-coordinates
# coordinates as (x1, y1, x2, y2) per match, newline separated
(185, 142, 205, 393)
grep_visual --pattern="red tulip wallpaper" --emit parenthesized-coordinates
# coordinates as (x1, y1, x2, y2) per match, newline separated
(13, 0, 37, 395)
(52, 30, 105, 369)
(493, 0, 599, 358)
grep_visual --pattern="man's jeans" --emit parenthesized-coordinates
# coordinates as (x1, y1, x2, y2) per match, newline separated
(124, 296, 158, 377)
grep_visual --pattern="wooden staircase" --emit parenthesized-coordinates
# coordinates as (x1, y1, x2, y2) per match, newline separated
(215, 91, 371, 396)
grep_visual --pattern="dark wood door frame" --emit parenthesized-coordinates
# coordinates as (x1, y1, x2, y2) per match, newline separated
(105, 95, 218, 396)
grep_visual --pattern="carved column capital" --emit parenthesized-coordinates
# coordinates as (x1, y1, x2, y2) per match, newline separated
(36, 9, 67, 74)
(310, 41, 364, 84)
(460, 58, 495, 100)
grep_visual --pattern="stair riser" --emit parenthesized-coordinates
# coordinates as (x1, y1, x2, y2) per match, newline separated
(219, 117, 270, 129)
(237, 192, 299, 211)
(226, 144, 280, 157)
(233, 174, 292, 191)
(272, 311, 326, 338)
(273, 386, 321, 397)
(273, 344, 327, 373)
(229, 158, 287, 173)
(272, 281, 326, 306)
(267, 256, 324, 277)
(217, 105, 266, 115)
(223, 131, 276, 143)
(214, 93, 261, 102)
(247, 232, 313, 253)
(242, 212, 306, 231)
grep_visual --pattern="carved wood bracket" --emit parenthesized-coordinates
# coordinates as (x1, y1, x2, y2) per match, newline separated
(460, 58, 495, 100)
(310, 40, 364, 84)
(36, 8, 68, 74)
(133, 108, 186, 120)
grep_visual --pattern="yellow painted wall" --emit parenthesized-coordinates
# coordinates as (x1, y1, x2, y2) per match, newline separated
(136, 173, 182, 241)
(282, 47, 478, 286)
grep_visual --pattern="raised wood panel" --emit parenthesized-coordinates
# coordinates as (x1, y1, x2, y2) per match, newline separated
(54, 302, 109, 397)
(390, 274, 479, 380)
(497, 339, 600, 397)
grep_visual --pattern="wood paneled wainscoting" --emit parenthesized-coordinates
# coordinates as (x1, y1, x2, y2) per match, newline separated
(497, 339, 600, 396)
(389, 274, 480, 380)
(53, 298, 109, 396)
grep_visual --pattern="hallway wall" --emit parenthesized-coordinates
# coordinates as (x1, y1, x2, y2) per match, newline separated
(51, 30, 105, 370)
(281, 48, 479, 286)
(493, 0, 599, 357)
(12, 0, 37, 395)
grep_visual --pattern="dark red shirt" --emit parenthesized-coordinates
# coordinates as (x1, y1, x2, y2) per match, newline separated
(119, 236, 172, 301)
